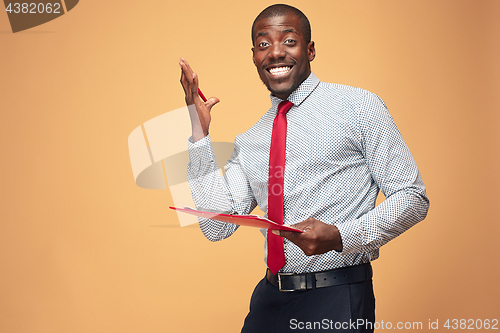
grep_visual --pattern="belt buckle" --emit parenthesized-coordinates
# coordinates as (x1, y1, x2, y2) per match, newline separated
(277, 272, 295, 292)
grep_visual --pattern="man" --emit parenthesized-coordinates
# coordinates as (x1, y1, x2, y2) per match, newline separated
(180, 4, 429, 333)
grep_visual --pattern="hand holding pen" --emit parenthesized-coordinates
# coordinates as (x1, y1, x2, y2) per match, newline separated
(179, 58, 220, 142)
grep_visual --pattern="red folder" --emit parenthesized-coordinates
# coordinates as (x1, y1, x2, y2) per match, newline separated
(169, 206, 303, 232)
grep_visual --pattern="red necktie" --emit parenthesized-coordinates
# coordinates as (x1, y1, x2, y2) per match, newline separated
(267, 100, 293, 275)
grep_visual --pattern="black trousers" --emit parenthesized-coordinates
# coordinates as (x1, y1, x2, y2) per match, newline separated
(241, 275, 375, 333)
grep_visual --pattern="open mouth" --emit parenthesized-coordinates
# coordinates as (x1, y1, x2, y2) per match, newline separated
(266, 65, 293, 77)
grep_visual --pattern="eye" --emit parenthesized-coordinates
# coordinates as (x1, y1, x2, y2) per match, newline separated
(284, 39, 296, 45)
(258, 41, 269, 48)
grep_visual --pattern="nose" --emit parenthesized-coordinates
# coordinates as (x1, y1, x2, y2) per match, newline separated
(269, 42, 286, 60)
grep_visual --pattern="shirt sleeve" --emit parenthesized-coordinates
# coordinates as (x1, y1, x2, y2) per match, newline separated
(336, 91, 430, 255)
(187, 134, 257, 242)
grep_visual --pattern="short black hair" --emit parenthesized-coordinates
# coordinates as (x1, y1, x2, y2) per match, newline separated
(251, 4, 311, 46)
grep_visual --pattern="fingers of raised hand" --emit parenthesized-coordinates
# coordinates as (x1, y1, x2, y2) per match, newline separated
(180, 58, 194, 82)
(180, 63, 192, 97)
(180, 59, 201, 104)
(180, 70, 189, 95)
(191, 72, 200, 98)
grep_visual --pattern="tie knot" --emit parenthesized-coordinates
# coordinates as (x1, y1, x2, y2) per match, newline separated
(278, 100, 293, 114)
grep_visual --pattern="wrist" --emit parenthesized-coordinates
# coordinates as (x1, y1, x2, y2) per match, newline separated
(330, 225, 343, 251)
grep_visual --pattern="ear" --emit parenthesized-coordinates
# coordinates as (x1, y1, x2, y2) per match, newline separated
(251, 47, 256, 66)
(307, 41, 316, 62)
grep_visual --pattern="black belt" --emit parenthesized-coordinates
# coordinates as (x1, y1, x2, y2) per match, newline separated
(266, 263, 372, 292)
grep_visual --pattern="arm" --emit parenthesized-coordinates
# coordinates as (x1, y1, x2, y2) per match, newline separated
(181, 59, 257, 241)
(179, 58, 219, 142)
(276, 91, 429, 255)
(187, 135, 257, 241)
(337, 91, 429, 254)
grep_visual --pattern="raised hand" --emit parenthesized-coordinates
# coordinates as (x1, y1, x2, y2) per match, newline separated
(179, 58, 220, 142)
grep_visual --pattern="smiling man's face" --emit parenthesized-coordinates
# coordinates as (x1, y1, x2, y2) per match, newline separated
(252, 13, 315, 100)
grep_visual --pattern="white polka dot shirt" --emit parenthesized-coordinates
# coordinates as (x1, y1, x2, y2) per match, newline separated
(187, 72, 429, 273)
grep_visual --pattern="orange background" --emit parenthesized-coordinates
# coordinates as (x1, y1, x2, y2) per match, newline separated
(1, 0, 499, 332)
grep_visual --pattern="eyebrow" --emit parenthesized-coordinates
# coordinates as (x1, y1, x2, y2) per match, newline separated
(256, 28, 299, 39)
(256, 31, 269, 38)
(281, 28, 298, 35)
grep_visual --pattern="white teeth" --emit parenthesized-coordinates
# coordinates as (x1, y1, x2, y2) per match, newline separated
(269, 66, 291, 75)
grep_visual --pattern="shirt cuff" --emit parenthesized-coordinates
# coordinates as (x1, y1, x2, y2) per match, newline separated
(335, 219, 364, 255)
(187, 134, 216, 173)
(188, 132, 210, 146)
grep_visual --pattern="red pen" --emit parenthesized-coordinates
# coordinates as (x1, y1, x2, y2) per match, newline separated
(198, 88, 207, 102)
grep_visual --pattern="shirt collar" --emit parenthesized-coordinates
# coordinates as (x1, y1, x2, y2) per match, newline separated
(270, 72, 320, 109)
